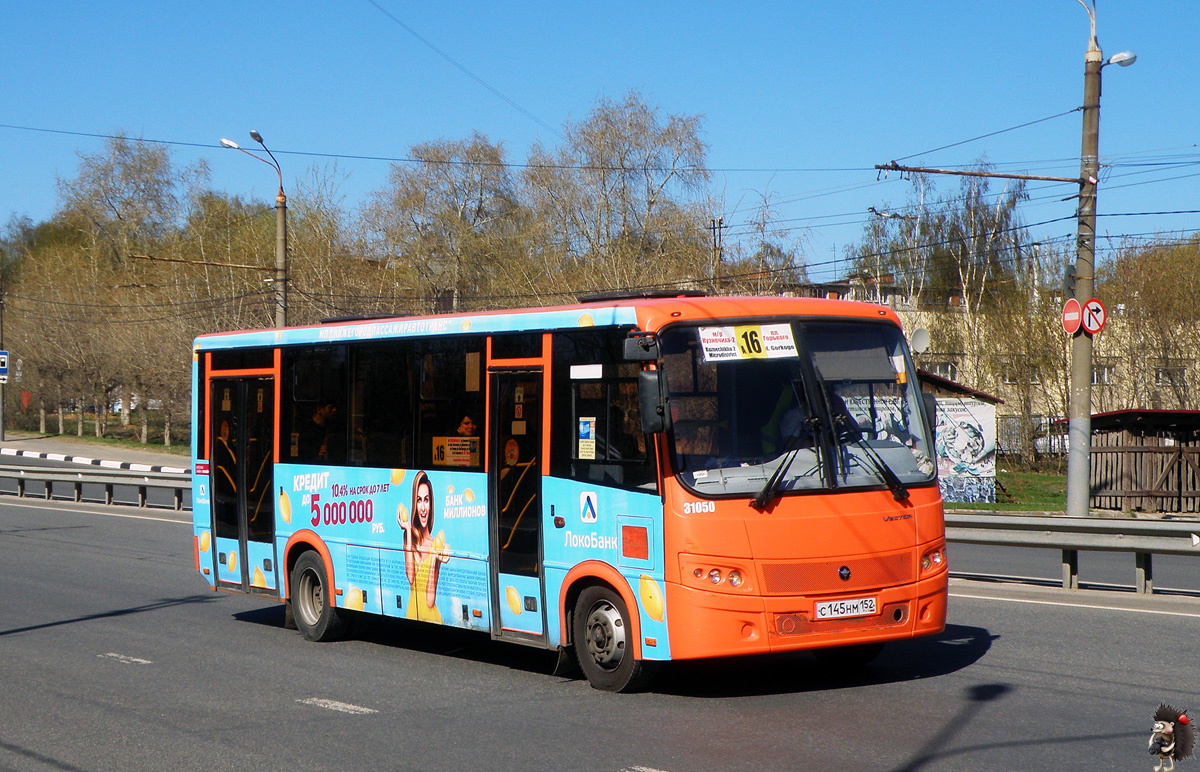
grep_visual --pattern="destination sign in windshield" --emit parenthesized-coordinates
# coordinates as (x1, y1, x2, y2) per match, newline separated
(698, 323, 798, 362)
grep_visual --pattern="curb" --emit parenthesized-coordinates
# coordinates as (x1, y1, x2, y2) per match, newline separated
(0, 447, 190, 475)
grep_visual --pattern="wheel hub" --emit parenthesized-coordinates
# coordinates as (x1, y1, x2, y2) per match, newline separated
(584, 600, 625, 670)
(297, 569, 322, 627)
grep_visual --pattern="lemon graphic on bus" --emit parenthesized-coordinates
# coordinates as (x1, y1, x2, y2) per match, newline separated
(251, 565, 267, 588)
(639, 575, 664, 622)
(278, 488, 292, 524)
(345, 587, 365, 611)
(463, 488, 474, 503)
(390, 468, 406, 486)
(227, 551, 237, 573)
(199, 531, 210, 553)
(397, 503, 409, 525)
(505, 586, 522, 615)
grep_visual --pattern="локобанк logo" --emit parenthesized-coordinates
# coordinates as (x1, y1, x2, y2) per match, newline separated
(580, 491, 598, 523)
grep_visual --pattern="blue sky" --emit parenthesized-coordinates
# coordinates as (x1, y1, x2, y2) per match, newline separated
(2, 2, 1196, 282)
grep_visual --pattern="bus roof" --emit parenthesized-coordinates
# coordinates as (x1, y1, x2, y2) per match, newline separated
(193, 295, 901, 351)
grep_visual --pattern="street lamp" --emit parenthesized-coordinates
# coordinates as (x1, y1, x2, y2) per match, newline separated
(220, 131, 289, 328)
(1065, 0, 1135, 518)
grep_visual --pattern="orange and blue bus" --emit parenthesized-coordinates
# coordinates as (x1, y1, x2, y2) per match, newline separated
(191, 292, 946, 691)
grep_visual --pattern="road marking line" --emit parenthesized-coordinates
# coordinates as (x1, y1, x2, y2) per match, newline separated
(623, 767, 673, 772)
(297, 697, 378, 715)
(950, 591, 1200, 618)
(99, 652, 153, 665)
(0, 497, 188, 524)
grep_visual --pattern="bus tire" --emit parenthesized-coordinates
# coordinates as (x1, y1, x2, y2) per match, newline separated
(812, 641, 884, 668)
(290, 551, 346, 642)
(572, 585, 655, 692)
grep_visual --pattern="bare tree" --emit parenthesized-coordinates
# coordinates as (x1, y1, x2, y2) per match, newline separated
(522, 91, 712, 293)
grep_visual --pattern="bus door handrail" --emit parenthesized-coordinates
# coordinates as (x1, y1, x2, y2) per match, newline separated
(500, 457, 537, 550)
(502, 493, 539, 551)
(500, 457, 536, 512)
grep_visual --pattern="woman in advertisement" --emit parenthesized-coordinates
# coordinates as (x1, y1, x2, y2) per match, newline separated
(399, 471, 450, 622)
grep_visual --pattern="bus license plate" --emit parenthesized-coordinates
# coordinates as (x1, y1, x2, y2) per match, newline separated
(815, 597, 877, 620)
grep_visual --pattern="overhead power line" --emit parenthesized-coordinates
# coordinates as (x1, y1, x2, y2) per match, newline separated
(0, 123, 873, 175)
(893, 108, 1083, 163)
(363, 0, 561, 138)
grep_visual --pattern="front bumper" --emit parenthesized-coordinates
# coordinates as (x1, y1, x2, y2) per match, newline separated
(664, 571, 948, 660)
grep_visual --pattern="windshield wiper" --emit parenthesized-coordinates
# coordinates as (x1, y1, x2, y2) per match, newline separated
(806, 364, 910, 503)
(751, 415, 819, 510)
(833, 414, 910, 502)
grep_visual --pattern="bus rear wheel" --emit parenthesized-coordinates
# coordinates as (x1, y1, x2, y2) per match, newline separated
(572, 585, 655, 692)
(290, 551, 346, 642)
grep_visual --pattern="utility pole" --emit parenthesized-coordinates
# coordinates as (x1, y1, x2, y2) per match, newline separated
(0, 262, 5, 443)
(1065, 5, 1135, 518)
(273, 183, 288, 328)
(220, 131, 289, 328)
(1065, 34, 1103, 518)
(877, 5, 1133, 519)
(710, 218, 723, 288)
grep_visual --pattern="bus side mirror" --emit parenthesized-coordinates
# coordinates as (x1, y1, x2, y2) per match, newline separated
(624, 333, 660, 361)
(638, 369, 672, 434)
(922, 392, 938, 440)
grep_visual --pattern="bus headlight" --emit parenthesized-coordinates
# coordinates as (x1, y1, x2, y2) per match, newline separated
(683, 558, 753, 592)
(921, 545, 947, 574)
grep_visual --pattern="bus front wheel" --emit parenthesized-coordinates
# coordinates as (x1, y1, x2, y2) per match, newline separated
(572, 585, 655, 692)
(290, 551, 346, 642)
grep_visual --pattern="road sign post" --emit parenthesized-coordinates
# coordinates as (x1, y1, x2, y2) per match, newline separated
(0, 350, 8, 443)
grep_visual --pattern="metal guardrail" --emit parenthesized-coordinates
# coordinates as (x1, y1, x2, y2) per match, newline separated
(0, 463, 191, 511)
(946, 512, 1200, 594)
(0, 460, 1195, 593)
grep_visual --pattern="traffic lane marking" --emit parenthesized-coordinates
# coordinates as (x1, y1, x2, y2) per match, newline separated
(297, 697, 378, 715)
(99, 652, 153, 665)
(0, 497, 189, 524)
(950, 590, 1200, 618)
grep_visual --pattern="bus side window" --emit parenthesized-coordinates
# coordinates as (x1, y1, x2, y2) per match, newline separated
(415, 339, 485, 471)
(349, 342, 417, 468)
(551, 331, 658, 493)
(283, 346, 347, 465)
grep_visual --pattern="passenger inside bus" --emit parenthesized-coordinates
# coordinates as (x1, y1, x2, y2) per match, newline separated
(296, 401, 338, 462)
(455, 414, 477, 437)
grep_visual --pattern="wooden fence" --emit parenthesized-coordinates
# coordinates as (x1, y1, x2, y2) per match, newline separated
(1091, 428, 1200, 513)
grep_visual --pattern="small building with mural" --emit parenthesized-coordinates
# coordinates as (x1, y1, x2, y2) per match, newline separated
(918, 370, 1004, 504)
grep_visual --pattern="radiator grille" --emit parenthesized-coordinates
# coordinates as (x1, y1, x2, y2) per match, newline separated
(773, 601, 910, 636)
(761, 551, 915, 595)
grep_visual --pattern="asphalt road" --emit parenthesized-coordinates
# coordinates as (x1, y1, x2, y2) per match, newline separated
(1, 497, 1196, 772)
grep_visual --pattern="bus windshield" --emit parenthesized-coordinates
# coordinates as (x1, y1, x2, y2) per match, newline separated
(660, 319, 936, 499)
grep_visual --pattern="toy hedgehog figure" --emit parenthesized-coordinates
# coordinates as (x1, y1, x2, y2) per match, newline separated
(1149, 703, 1195, 771)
